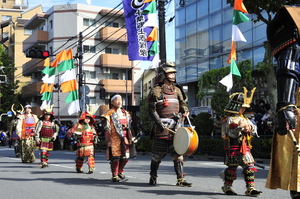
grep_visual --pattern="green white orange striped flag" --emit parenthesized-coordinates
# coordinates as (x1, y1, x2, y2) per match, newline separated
(40, 57, 56, 109)
(219, 58, 241, 92)
(227, 0, 249, 64)
(56, 49, 74, 72)
(58, 49, 79, 115)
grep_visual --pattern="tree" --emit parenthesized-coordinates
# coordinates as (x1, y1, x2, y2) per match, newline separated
(192, 112, 214, 136)
(139, 97, 153, 136)
(226, 0, 300, 111)
(211, 90, 229, 116)
(0, 44, 19, 130)
(197, 59, 254, 100)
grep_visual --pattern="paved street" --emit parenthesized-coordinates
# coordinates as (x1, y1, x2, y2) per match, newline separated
(0, 146, 290, 199)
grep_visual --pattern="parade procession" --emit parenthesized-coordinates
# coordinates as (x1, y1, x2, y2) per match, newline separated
(2, 0, 300, 199)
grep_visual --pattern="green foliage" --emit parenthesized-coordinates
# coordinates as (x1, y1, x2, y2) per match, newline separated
(135, 136, 153, 152)
(139, 97, 153, 135)
(226, 0, 299, 24)
(211, 90, 229, 116)
(0, 44, 19, 113)
(197, 137, 224, 155)
(193, 112, 214, 136)
(196, 136, 272, 159)
(197, 60, 254, 100)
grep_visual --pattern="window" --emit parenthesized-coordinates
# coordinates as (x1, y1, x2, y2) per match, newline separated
(49, 20, 53, 29)
(175, 8, 185, 26)
(90, 97, 96, 104)
(209, 0, 222, 13)
(105, 47, 119, 54)
(105, 22, 119, 28)
(197, 0, 208, 18)
(24, 29, 32, 35)
(186, 3, 196, 22)
(210, 26, 222, 54)
(49, 46, 53, 55)
(112, 73, 119, 79)
(83, 18, 96, 26)
(83, 70, 96, 79)
(3, 0, 6, 3)
(1, 15, 11, 21)
(83, 45, 96, 53)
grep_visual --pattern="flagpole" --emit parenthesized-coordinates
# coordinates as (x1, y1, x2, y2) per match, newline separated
(158, 0, 167, 64)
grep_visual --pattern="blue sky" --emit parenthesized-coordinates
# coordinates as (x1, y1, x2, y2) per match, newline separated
(28, 0, 175, 70)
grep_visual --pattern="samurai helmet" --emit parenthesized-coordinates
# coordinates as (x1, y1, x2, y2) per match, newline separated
(39, 104, 55, 120)
(155, 62, 177, 83)
(224, 87, 256, 114)
(78, 105, 96, 125)
(224, 92, 244, 114)
(242, 87, 256, 108)
(11, 104, 24, 116)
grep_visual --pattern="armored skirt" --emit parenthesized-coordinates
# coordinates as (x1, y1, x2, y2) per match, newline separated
(265, 114, 300, 191)
(39, 122, 55, 151)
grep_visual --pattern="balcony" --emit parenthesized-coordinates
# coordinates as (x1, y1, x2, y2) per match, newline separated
(100, 79, 132, 93)
(23, 30, 48, 52)
(22, 59, 45, 76)
(100, 54, 132, 68)
(100, 27, 127, 42)
(22, 81, 43, 98)
(24, 13, 49, 29)
(99, 105, 109, 115)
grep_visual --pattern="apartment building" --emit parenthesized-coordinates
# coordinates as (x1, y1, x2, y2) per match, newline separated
(22, 3, 141, 123)
(175, 0, 268, 108)
(0, 0, 42, 92)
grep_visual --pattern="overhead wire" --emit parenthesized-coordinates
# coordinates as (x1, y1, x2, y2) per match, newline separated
(14, 2, 124, 79)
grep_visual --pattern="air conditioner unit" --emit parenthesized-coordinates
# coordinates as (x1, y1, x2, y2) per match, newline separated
(103, 67, 110, 74)
(105, 94, 110, 99)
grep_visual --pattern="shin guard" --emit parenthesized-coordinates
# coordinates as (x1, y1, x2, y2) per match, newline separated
(224, 167, 237, 187)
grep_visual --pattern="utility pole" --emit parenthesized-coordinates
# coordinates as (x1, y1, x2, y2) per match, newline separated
(158, 0, 167, 64)
(78, 32, 83, 114)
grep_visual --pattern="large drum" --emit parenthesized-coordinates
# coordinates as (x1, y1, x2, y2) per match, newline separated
(173, 127, 199, 156)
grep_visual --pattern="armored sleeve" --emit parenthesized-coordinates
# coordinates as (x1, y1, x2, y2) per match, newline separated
(175, 86, 189, 114)
(148, 85, 164, 132)
(226, 116, 243, 138)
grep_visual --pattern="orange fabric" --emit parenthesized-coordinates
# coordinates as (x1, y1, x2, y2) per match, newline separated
(51, 59, 58, 67)
(66, 49, 73, 60)
(56, 50, 68, 62)
(44, 57, 50, 67)
(147, 27, 158, 41)
(60, 79, 77, 93)
(227, 41, 236, 64)
(234, 0, 248, 13)
(40, 83, 54, 94)
(239, 136, 247, 155)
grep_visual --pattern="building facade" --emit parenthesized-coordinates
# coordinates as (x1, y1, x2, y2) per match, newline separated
(175, 0, 267, 108)
(0, 0, 40, 86)
(22, 3, 141, 123)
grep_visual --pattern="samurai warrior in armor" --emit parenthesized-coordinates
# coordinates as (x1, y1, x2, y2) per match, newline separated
(147, 63, 192, 187)
(71, 111, 97, 174)
(221, 87, 262, 197)
(35, 105, 58, 168)
(265, 6, 300, 199)
(101, 93, 135, 182)
(16, 104, 39, 163)
(9, 104, 23, 157)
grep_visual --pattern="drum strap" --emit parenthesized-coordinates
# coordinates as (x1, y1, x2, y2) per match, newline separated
(161, 118, 176, 128)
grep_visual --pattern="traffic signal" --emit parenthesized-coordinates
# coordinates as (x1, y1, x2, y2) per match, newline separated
(100, 88, 106, 99)
(26, 49, 50, 59)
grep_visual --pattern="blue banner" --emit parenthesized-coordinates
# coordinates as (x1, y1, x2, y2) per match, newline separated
(122, 0, 157, 61)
